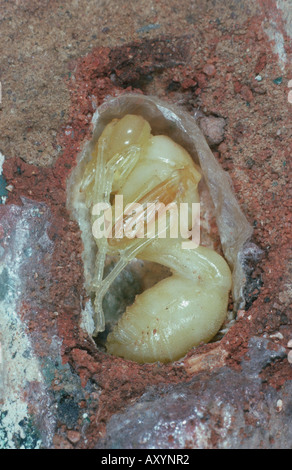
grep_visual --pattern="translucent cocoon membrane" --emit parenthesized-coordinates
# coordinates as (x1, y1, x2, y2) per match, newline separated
(67, 94, 253, 364)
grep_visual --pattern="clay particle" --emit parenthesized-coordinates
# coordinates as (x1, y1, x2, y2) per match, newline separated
(67, 430, 81, 444)
(237, 310, 245, 318)
(273, 77, 282, 85)
(270, 332, 283, 340)
(199, 116, 226, 146)
(240, 85, 253, 102)
(276, 399, 283, 412)
(203, 64, 216, 76)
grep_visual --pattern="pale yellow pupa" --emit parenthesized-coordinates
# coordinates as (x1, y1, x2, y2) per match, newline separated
(67, 94, 253, 364)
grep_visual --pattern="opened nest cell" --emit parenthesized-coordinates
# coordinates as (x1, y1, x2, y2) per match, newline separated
(67, 94, 253, 363)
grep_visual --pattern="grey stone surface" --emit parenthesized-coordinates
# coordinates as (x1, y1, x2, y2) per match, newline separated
(96, 338, 291, 449)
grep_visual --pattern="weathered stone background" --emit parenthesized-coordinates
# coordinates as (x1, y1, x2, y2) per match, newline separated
(0, 0, 291, 449)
